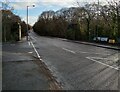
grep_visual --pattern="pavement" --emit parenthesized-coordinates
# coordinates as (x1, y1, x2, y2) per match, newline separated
(2, 38, 61, 90)
(29, 31, 120, 90)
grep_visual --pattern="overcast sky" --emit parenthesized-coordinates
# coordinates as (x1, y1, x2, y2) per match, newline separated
(0, 0, 117, 25)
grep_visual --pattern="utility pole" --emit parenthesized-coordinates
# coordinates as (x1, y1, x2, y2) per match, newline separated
(26, 6, 28, 41)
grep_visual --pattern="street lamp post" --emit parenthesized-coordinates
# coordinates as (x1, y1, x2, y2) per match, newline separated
(26, 6, 28, 41)
(26, 5, 35, 41)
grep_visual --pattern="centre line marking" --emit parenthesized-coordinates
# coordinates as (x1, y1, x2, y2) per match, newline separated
(62, 48, 76, 54)
(94, 53, 110, 55)
(78, 51, 110, 55)
(79, 51, 89, 54)
(28, 51, 33, 54)
(88, 57, 107, 60)
(86, 57, 119, 70)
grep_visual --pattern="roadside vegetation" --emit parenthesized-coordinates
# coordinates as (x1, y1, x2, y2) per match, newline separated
(1, 1, 32, 42)
(2, 9, 28, 42)
(33, 1, 120, 44)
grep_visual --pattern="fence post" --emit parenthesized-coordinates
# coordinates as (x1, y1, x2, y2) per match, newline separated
(18, 23, 21, 41)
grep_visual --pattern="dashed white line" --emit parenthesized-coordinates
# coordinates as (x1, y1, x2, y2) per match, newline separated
(79, 51, 89, 54)
(79, 51, 110, 55)
(86, 57, 119, 70)
(28, 51, 33, 54)
(93, 53, 110, 55)
(88, 57, 107, 60)
(62, 48, 76, 54)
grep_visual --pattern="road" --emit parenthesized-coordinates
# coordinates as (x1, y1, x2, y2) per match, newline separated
(29, 31, 120, 90)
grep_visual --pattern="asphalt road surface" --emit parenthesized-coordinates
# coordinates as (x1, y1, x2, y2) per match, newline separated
(28, 31, 120, 90)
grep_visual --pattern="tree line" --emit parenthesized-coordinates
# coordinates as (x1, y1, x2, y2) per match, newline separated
(33, 1, 120, 42)
(1, 9, 31, 42)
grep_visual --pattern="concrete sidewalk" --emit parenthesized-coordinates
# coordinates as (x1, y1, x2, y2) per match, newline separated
(2, 40, 50, 90)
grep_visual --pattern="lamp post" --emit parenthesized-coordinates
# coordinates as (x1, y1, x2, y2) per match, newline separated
(26, 5, 35, 41)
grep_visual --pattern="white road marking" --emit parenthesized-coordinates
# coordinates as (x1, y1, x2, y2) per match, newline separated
(86, 57, 119, 70)
(88, 57, 107, 60)
(78, 51, 110, 55)
(62, 48, 110, 55)
(30, 41, 41, 59)
(93, 53, 110, 55)
(90, 56, 119, 62)
(28, 41, 31, 46)
(62, 48, 76, 54)
(28, 52, 33, 54)
(79, 51, 89, 54)
(30, 36, 37, 41)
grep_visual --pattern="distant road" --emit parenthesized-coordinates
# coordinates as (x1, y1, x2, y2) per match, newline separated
(29, 31, 119, 90)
